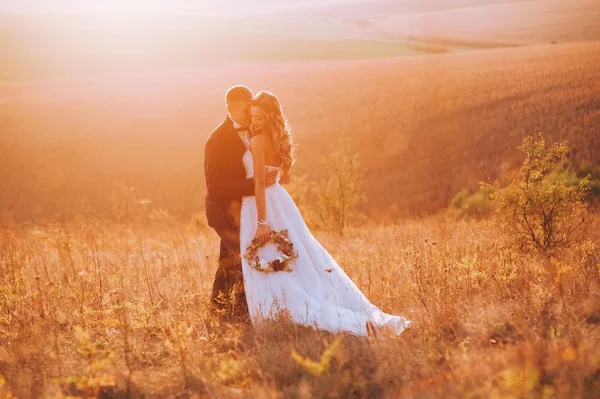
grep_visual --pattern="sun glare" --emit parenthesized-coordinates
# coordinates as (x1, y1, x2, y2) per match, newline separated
(95, 1, 221, 16)
(0, 0, 227, 16)
(99, 1, 221, 16)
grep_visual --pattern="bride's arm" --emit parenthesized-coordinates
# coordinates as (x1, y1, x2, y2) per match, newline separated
(251, 135, 270, 242)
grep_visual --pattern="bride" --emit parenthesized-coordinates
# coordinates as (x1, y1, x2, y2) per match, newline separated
(239, 91, 411, 336)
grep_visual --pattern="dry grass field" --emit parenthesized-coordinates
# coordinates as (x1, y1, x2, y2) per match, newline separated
(1, 215, 599, 398)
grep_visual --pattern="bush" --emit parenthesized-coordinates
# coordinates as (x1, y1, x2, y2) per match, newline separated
(483, 132, 591, 252)
(449, 186, 496, 218)
(545, 159, 581, 187)
(578, 161, 600, 201)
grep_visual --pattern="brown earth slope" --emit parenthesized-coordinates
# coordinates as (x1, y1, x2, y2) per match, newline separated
(1, 41, 599, 221)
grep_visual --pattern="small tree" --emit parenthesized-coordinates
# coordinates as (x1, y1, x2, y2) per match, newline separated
(483, 132, 590, 252)
(316, 136, 365, 235)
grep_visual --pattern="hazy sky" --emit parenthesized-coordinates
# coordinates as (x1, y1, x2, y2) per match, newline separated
(0, 0, 353, 15)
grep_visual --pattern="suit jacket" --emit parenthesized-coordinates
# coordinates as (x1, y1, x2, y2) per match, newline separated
(204, 116, 254, 229)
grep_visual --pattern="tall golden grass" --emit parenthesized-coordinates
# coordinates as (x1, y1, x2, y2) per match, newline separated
(0, 212, 599, 397)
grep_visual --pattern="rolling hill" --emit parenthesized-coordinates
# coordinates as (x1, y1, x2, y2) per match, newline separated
(278, 0, 600, 45)
(1, 41, 599, 222)
(4, 0, 600, 82)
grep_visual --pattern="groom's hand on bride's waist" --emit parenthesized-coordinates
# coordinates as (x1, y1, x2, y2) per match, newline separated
(265, 170, 278, 188)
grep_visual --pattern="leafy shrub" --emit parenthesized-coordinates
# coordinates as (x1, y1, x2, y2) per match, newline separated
(483, 132, 590, 252)
(449, 186, 496, 218)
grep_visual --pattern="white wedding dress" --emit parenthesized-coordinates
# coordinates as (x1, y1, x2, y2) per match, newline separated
(240, 150, 411, 336)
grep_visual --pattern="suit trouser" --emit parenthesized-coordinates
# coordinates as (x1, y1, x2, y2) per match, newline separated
(210, 202, 249, 318)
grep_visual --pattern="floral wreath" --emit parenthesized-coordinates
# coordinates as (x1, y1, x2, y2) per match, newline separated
(244, 229, 298, 273)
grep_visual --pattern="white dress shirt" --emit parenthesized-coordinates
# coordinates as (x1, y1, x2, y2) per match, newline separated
(231, 117, 251, 150)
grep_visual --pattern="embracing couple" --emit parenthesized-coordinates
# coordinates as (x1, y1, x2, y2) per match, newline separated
(204, 85, 410, 336)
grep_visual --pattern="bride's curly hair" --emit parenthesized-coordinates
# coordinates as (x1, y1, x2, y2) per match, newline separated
(250, 91, 296, 169)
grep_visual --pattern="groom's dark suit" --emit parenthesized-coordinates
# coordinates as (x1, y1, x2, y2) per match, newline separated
(205, 116, 254, 318)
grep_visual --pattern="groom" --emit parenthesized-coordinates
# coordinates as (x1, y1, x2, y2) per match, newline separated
(204, 85, 277, 321)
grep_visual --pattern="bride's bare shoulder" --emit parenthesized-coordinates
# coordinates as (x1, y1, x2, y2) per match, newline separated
(251, 133, 276, 151)
(250, 132, 267, 142)
(250, 133, 267, 149)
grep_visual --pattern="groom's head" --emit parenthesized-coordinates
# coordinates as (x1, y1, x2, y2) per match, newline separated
(225, 85, 253, 128)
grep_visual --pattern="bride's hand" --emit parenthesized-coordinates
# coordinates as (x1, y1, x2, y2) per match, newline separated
(265, 170, 278, 187)
(255, 224, 270, 245)
(280, 170, 290, 185)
